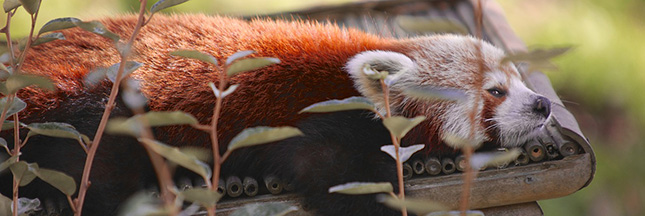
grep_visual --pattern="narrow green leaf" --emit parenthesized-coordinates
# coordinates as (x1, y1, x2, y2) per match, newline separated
(18, 0, 40, 15)
(38, 17, 81, 35)
(106, 61, 143, 83)
(35, 168, 76, 196)
(230, 202, 298, 216)
(380, 144, 425, 163)
(107, 111, 199, 137)
(226, 50, 255, 65)
(0, 138, 7, 154)
(3, 0, 21, 12)
(150, 0, 190, 14)
(328, 182, 393, 195)
(397, 16, 468, 35)
(299, 96, 376, 114)
(441, 132, 480, 149)
(1, 121, 16, 131)
(5, 73, 55, 93)
(403, 86, 467, 102)
(0, 97, 27, 121)
(139, 138, 211, 179)
(227, 126, 303, 152)
(105, 117, 140, 137)
(170, 49, 218, 65)
(471, 149, 521, 170)
(0, 156, 18, 172)
(29, 32, 65, 47)
(180, 187, 222, 207)
(25, 122, 83, 143)
(73, 20, 120, 42)
(84, 67, 108, 86)
(226, 57, 280, 76)
(9, 161, 38, 186)
(382, 116, 426, 138)
(377, 195, 449, 215)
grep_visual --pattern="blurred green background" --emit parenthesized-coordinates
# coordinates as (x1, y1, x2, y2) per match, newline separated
(2, 0, 643, 215)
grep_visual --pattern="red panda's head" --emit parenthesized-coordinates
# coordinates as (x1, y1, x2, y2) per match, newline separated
(346, 35, 551, 149)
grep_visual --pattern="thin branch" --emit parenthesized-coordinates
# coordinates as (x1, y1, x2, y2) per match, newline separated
(208, 67, 227, 216)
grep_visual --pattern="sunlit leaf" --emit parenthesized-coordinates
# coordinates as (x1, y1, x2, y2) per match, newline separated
(442, 132, 480, 149)
(18, 0, 40, 15)
(0, 155, 18, 172)
(397, 16, 468, 35)
(471, 149, 521, 170)
(299, 96, 376, 114)
(9, 161, 38, 186)
(106, 61, 143, 83)
(403, 86, 467, 102)
(380, 144, 425, 163)
(226, 57, 280, 76)
(227, 126, 303, 152)
(150, 0, 190, 14)
(0, 97, 27, 121)
(377, 195, 448, 215)
(3, 0, 21, 12)
(382, 116, 426, 138)
(230, 202, 298, 216)
(117, 192, 166, 216)
(15, 197, 41, 215)
(180, 188, 222, 207)
(139, 138, 211, 179)
(38, 17, 81, 35)
(107, 111, 198, 137)
(328, 182, 393, 195)
(25, 122, 84, 143)
(171, 49, 218, 66)
(226, 50, 255, 65)
(427, 210, 485, 216)
(73, 20, 120, 42)
(35, 168, 76, 196)
(5, 73, 55, 94)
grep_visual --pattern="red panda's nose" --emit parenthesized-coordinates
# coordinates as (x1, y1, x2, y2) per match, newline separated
(533, 96, 551, 118)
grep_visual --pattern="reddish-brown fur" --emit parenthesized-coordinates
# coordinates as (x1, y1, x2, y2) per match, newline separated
(19, 14, 408, 147)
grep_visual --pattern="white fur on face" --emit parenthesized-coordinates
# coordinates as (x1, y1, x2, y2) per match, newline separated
(484, 67, 550, 147)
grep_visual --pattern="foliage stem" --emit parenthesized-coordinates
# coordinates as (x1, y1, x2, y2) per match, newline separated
(208, 68, 227, 216)
(74, 1, 149, 215)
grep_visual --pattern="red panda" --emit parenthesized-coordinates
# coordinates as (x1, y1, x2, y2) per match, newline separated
(0, 14, 551, 215)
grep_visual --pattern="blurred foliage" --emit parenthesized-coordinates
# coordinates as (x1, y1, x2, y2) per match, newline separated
(3, 0, 643, 215)
(499, 0, 645, 215)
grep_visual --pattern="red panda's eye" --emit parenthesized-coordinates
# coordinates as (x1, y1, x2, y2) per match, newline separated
(487, 88, 506, 98)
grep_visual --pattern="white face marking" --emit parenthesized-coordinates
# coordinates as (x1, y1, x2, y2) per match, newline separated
(485, 69, 550, 147)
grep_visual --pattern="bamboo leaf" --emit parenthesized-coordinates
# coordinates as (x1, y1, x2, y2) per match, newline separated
(380, 144, 425, 163)
(180, 187, 222, 207)
(377, 195, 448, 215)
(328, 182, 393, 195)
(471, 149, 521, 170)
(226, 57, 280, 76)
(0, 97, 27, 121)
(73, 20, 120, 42)
(299, 96, 376, 114)
(25, 122, 84, 143)
(9, 161, 38, 186)
(18, 0, 40, 15)
(382, 116, 426, 138)
(139, 138, 212, 179)
(38, 17, 81, 35)
(403, 86, 467, 102)
(5, 73, 55, 94)
(226, 50, 255, 65)
(3, 0, 21, 12)
(171, 49, 218, 66)
(150, 0, 190, 14)
(230, 202, 298, 216)
(227, 126, 303, 152)
(35, 168, 76, 196)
